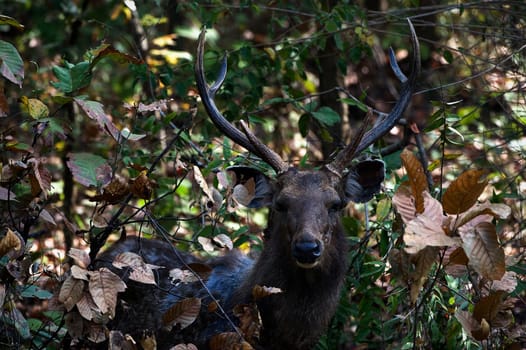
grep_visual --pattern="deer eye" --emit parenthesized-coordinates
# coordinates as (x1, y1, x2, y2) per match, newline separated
(274, 199, 289, 212)
(328, 200, 343, 213)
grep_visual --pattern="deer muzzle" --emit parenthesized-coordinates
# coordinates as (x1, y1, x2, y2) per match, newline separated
(292, 237, 322, 268)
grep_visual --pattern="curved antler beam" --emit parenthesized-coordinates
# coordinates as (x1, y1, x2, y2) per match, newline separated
(195, 28, 289, 174)
(328, 18, 421, 173)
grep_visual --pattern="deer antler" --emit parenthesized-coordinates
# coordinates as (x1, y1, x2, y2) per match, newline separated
(328, 18, 421, 173)
(195, 28, 289, 174)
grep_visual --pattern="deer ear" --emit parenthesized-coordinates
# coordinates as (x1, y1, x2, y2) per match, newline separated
(343, 159, 385, 203)
(227, 166, 274, 208)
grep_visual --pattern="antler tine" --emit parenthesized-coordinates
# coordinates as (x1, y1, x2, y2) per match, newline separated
(195, 28, 288, 174)
(328, 18, 421, 173)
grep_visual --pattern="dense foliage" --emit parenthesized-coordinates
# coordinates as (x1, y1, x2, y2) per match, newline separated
(0, 1, 524, 349)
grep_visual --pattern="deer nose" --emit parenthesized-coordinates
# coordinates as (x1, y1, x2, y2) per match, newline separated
(293, 239, 322, 267)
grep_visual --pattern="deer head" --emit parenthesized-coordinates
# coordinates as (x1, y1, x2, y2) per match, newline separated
(195, 20, 420, 272)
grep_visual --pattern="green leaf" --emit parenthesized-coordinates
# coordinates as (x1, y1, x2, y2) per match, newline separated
(20, 285, 53, 299)
(443, 50, 454, 64)
(51, 61, 92, 93)
(66, 152, 112, 188)
(0, 15, 24, 30)
(0, 40, 24, 87)
(341, 97, 368, 112)
(298, 113, 311, 137)
(311, 106, 340, 127)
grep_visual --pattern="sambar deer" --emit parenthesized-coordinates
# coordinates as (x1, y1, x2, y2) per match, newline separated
(95, 19, 420, 350)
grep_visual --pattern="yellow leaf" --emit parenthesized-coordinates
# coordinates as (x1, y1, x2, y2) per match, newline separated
(442, 169, 488, 215)
(20, 96, 49, 119)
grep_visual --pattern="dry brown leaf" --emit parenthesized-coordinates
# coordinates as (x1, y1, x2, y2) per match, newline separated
(64, 311, 84, 339)
(198, 236, 215, 253)
(233, 304, 262, 343)
(108, 330, 136, 350)
(112, 251, 145, 269)
(446, 247, 469, 266)
(453, 203, 511, 231)
(68, 248, 91, 269)
(27, 158, 52, 197)
(209, 332, 253, 350)
(0, 284, 5, 308)
(232, 181, 255, 207)
(404, 215, 459, 254)
(71, 265, 89, 281)
(460, 222, 505, 281)
(92, 176, 130, 204)
(140, 333, 157, 350)
(392, 183, 416, 224)
(59, 275, 85, 311)
(76, 292, 99, 321)
(252, 285, 283, 301)
(162, 297, 201, 330)
(387, 248, 411, 283)
(171, 344, 198, 350)
(409, 247, 438, 304)
(213, 234, 234, 250)
(169, 268, 199, 284)
(130, 171, 154, 199)
(193, 165, 214, 203)
(491, 271, 517, 292)
(442, 169, 488, 215)
(88, 267, 127, 317)
(400, 149, 428, 213)
(86, 323, 107, 343)
(0, 228, 24, 258)
(113, 251, 159, 285)
(473, 290, 506, 323)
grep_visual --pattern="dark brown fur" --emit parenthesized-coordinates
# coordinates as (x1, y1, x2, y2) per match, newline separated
(96, 169, 351, 350)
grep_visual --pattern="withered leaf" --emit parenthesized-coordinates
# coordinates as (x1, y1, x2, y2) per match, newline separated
(404, 215, 459, 254)
(460, 222, 505, 281)
(233, 303, 261, 343)
(442, 169, 488, 215)
(209, 332, 253, 350)
(108, 330, 136, 350)
(130, 171, 154, 199)
(491, 271, 517, 293)
(213, 234, 234, 250)
(193, 165, 214, 204)
(76, 292, 99, 321)
(162, 297, 201, 330)
(92, 176, 130, 204)
(392, 183, 416, 224)
(71, 265, 89, 281)
(59, 275, 85, 311)
(64, 311, 84, 339)
(452, 202, 511, 231)
(456, 309, 490, 341)
(409, 247, 438, 304)
(400, 149, 428, 214)
(68, 248, 91, 269)
(473, 290, 506, 323)
(171, 344, 199, 350)
(140, 332, 157, 350)
(0, 228, 24, 259)
(27, 158, 52, 197)
(86, 323, 107, 343)
(252, 285, 283, 301)
(88, 267, 127, 317)
(112, 252, 160, 284)
(170, 268, 199, 284)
